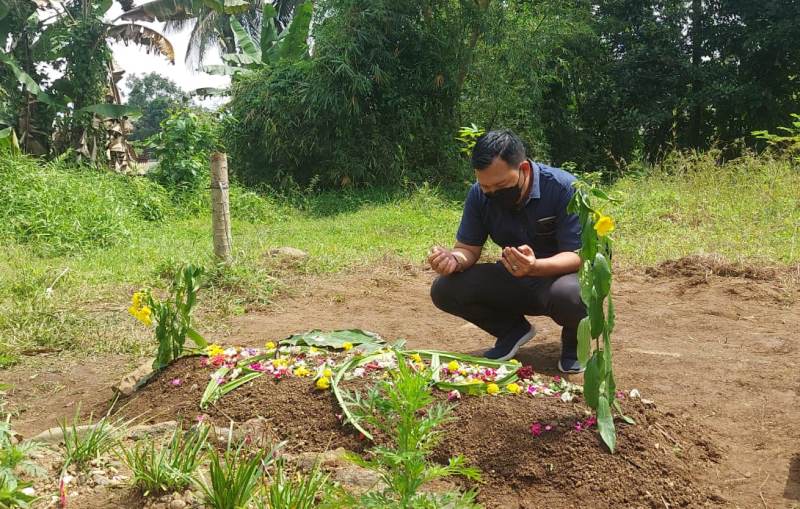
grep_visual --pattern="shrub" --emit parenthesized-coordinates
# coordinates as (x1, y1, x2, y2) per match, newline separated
(0, 153, 171, 253)
(145, 109, 224, 192)
(227, 0, 471, 188)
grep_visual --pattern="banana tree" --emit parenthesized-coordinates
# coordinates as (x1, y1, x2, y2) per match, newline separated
(202, 1, 311, 78)
(1, 0, 174, 162)
(118, 0, 302, 66)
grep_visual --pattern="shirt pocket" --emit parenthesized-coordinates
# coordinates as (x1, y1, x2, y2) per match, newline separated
(531, 216, 558, 253)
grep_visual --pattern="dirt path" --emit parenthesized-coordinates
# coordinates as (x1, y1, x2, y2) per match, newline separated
(3, 260, 799, 508)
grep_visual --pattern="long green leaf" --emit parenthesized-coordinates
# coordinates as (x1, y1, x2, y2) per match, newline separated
(583, 350, 602, 410)
(230, 16, 261, 61)
(593, 252, 612, 299)
(260, 3, 278, 55)
(80, 103, 142, 120)
(274, 0, 311, 61)
(186, 327, 208, 348)
(332, 354, 380, 441)
(597, 394, 616, 453)
(0, 52, 59, 107)
(613, 399, 636, 425)
(577, 316, 591, 366)
(200, 366, 230, 409)
(219, 371, 263, 396)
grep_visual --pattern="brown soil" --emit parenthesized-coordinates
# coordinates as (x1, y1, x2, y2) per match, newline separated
(116, 355, 720, 508)
(4, 256, 800, 508)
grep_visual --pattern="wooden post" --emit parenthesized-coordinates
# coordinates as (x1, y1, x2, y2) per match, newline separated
(210, 152, 232, 261)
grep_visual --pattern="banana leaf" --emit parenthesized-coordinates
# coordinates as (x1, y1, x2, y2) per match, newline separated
(282, 329, 385, 353)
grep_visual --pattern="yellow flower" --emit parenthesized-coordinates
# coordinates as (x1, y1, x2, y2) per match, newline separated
(447, 360, 459, 372)
(342, 342, 353, 351)
(294, 366, 311, 377)
(322, 368, 333, 378)
(486, 383, 500, 395)
(265, 341, 277, 350)
(410, 353, 422, 363)
(272, 358, 288, 368)
(131, 291, 145, 309)
(594, 215, 615, 237)
(309, 346, 318, 353)
(315, 376, 330, 390)
(506, 383, 522, 394)
(206, 344, 225, 357)
(136, 306, 153, 327)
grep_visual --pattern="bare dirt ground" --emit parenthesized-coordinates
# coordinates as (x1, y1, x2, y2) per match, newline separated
(3, 257, 800, 508)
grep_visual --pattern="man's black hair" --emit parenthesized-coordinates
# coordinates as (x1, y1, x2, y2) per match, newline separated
(470, 129, 526, 170)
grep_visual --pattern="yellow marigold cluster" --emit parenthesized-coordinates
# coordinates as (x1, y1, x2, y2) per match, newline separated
(128, 291, 153, 327)
(294, 366, 311, 377)
(342, 342, 353, 351)
(265, 341, 277, 350)
(206, 344, 225, 357)
(506, 382, 522, 394)
(486, 383, 500, 395)
(315, 377, 330, 390)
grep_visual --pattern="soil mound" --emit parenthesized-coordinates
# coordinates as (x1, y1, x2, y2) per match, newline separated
(114, 357, 723, 508)
(645, 254, 780, 281)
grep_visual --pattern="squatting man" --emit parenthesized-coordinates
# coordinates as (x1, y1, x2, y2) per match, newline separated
(428, 130, 587, 373)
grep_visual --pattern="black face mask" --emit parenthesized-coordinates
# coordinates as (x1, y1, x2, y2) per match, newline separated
(486, 168, 524, 211)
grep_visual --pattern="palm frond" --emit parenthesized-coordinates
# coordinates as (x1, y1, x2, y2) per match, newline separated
(106, 23, 176, 64)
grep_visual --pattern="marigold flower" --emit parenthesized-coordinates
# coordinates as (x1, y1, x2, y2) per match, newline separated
(342, 342, 353, 351)
(486, 383, 500, 395)
(447, 360, 459, 372)
(322, 368, 333, 378)
(506, 382, 522, 394)
(265, 341, 277, 350)
(294, 366, 311, 377)
(410, 353, 422, 363)
(315, 376, 331, 390)
(206, 344, 225, 357)
(594, 215, 615, 237)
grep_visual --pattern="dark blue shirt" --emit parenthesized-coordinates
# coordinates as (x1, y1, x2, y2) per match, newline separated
(456, 161, 582, 258)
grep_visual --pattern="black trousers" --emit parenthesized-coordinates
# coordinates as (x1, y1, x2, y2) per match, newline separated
(430, 263, 587, 353)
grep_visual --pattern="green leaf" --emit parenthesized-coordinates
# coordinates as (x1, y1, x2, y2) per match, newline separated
(332, 354, 383, 441)
(200, 366, 230, 409)
(0, 52, 59, 107)
(202, 63, 241, 76)
(577, 316, 591, 366)
(79, 103, 142, 120)
(186, 327, 207, 348)
(260, 3, 278, 55)
(583, 350, 603, 410)
(606, 293, 616, 335)
(589, 291, 605, 338)
(283, 329, 385, 353)
(597, 394, 616, 453)
(219, 371, 263, 397)
(613, 399, 636, 425)
(275, 0, 311, 61)
(222, 0, 250, 13)
(592, 252, 612, 299)
(230, 16, 261, 62)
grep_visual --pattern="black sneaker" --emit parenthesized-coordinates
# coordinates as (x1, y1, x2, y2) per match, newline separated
(484, 325, 537, 362)
(558, 355, 585, 374)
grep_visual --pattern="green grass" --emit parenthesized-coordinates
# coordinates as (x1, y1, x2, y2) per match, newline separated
(0, 151, 798, 369)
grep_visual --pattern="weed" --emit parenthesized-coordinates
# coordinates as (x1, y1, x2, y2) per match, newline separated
(344, 353, 480, 508)
(262, 459, 335, 509)
(118, 423, 209, 496)
(195, 440, 280, 509)
(59, 410, 124, 470)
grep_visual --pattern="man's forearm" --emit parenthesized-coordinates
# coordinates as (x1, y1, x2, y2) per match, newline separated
(451, 245, 481, 271)
(529, 251, 581, 277)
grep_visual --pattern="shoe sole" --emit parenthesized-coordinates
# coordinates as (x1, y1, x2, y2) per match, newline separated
(558, 359, 586, 374)
(495, 326, 536, 362)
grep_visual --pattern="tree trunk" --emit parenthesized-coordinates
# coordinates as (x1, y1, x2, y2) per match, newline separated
(689, 0, 703, 149)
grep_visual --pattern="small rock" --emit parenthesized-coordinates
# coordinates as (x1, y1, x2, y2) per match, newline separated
(92, 474, 111, 486)
(113, 358, 157, 396)
(268, 247, 308, 259)
(129, 420, 178, 440)
(169, 499, 187, 509)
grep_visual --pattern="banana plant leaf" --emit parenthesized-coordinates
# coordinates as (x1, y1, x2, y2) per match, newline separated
(282, 329, 385, 353)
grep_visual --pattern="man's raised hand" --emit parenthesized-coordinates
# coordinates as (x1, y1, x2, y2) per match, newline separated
(428, 246, 459, 276)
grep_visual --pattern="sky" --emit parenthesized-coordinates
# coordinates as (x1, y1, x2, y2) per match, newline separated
(105, 4, 230, 106)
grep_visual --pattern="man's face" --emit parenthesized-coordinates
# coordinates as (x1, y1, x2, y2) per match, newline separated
(475, 157, 529, 194)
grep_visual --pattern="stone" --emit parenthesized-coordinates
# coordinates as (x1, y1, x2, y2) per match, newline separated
(268, 247, 308, 259)
(92, 474, 110, 486)
(128, 420, 178, 440)
(113, 358, 157, 396)
(169, 499, 187, 509)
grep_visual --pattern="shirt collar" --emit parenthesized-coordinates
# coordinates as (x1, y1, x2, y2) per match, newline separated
(523, 160, 541, 205)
